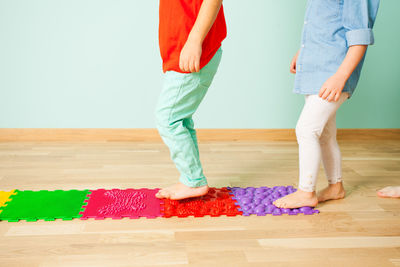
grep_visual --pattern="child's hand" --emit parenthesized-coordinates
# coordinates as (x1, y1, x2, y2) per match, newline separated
(318, 74, 347, 102)
(179, 38, 203, 73)
(290, 50, 300, 74)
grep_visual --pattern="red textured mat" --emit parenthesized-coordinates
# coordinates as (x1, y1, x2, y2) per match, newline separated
(161, 187, 242, 218)
(80, 189, 161, 219)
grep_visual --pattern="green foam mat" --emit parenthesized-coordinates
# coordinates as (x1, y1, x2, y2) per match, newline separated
(0, 190, 90, 222)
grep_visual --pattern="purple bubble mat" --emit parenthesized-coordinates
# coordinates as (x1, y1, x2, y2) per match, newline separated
(228, 186, 319, 216)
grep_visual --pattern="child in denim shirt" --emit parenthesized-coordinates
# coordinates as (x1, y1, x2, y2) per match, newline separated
(274, 0, 380, 208)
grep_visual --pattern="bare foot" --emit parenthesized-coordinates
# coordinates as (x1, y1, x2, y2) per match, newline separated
(377, 186, 400, 198)
(317, 182, 346, 202)
(155, 182, 209, 200)
(273, 189, 318, 209)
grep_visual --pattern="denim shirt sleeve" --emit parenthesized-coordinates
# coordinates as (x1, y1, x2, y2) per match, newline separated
(343, 0, 380, 47)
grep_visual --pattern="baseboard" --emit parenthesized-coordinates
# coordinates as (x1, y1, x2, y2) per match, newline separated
(0, 128, 399, 142)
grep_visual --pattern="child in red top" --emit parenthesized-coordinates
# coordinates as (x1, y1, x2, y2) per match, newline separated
(159, 0, 226, 73)
(155, 0, 226, 200)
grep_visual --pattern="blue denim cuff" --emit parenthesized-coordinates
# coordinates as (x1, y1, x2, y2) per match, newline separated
(346, 28, 374, 46)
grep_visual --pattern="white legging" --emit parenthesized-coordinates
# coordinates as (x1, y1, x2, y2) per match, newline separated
(296, 93, 349, 192)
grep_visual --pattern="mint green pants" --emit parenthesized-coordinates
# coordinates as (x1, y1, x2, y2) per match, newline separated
(155, 49, 222, 187)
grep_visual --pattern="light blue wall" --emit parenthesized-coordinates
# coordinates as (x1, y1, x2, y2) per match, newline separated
(0, 0, 399, 128)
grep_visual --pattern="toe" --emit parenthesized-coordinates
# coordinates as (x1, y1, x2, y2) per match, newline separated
(155, 190, 162, 198)
(377, 189, 398, 198)
(156, 189, 171, 199)
(377, 191, 385, 197)
(162, 190, 172, 199)
(378, 189, 388, 194)
(377, 188, 391, 197)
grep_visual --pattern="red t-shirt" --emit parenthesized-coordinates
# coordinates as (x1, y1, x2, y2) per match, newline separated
(159, 0, 227, 73)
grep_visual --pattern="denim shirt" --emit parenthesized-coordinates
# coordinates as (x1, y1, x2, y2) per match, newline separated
(294, 0, 380, 96)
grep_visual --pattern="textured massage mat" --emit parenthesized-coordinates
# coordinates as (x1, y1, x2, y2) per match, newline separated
(229, 186, 319, 216)
(80, 189, 161, 219)
(0, 186, 319, 222)
(0, 190, 90, 222)
(161, 187, 242, 218)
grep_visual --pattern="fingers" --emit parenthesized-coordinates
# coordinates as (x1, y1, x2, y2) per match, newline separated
(183, 59, 189, 73)
(327, 90, 341, 102)
(320, 89, 341, 102)
(319, 75, 345, 101)
(327, 90, 336, 102)
(321, 88, 332, 100)
(318, 87, 326, 98)
(334, 91, 341, 102)
(189, 59, 195, 73)
(179, 54, 190, 72)
(189, 56, 200, 73)
(179, 57, 200, 73)
(179, 58, 184, 72)
(290, 64, 296, 74)
(289, 60, 296, 74)
(290, 53, 298, 74)
(179, 40, 202, 73)
(179, 56, 187, 72)
(194, 58, 200, 73)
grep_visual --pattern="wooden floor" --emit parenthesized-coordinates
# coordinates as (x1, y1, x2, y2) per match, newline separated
(0, 139, 399, 267)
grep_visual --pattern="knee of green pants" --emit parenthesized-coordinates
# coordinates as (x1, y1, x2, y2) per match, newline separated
(156, 119, 187, 140)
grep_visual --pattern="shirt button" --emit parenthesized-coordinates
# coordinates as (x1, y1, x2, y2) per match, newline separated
(304, 21, 308, 24)
(301, 44, 305, 48)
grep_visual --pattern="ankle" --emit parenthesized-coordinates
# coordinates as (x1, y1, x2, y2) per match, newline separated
(328, 182, 344, 191)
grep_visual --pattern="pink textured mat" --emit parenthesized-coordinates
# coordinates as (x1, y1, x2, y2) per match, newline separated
(80, 189, 161, 219)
